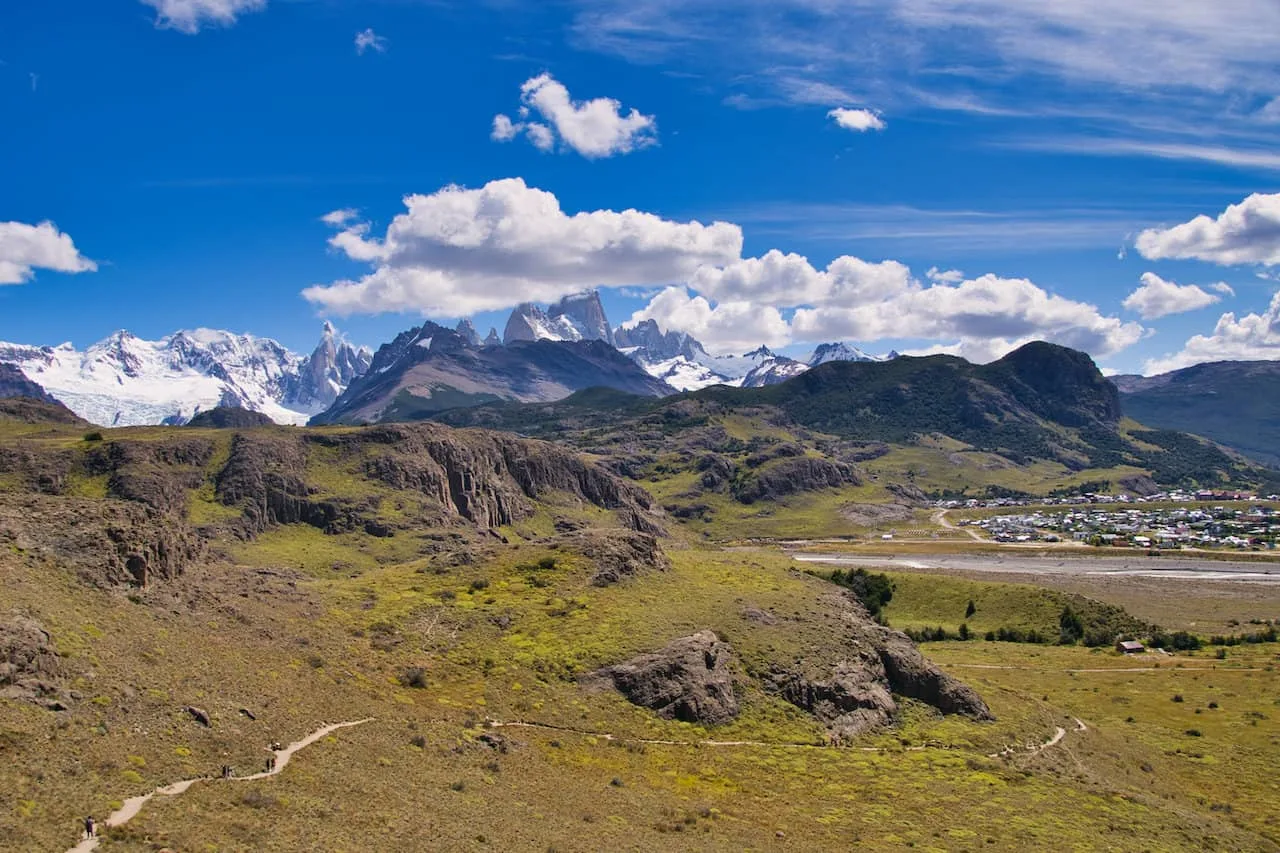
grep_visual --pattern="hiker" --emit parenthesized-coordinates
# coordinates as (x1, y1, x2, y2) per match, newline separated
(221, 764, 232, 780)
(83, 816, 96, 839)
(270, 741, 282, 751)
(266, 755, 276, 772)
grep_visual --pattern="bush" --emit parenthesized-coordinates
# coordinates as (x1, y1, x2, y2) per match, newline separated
(469, 579, 490, 593)
(1151, 631, 1202, 651)
(958, 623, 971, 641)
(83, 431, 104, 442)
(399, 667, 429, 689)
(829, 568, 894, 618)
(965, 599, 976, 619)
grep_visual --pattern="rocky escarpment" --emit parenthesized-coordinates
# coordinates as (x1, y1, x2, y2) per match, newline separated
(0, 612, 67, 710)
(87, 437, 216, 517)
(210, 423, 664, 539)
(0, 363, 57, 404)
(0, 494, 205, 587)
(586, 630, 740, 725)
(732, 456, 862, 504)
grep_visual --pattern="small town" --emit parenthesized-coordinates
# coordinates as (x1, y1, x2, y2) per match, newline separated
(951, 502, 1280, 549)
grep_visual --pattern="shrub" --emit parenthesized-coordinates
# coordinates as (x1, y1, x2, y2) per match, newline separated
(965, 599, 976, 619)
(1185, 729, 1202, 737)
(469, 579, 490, 593)
(399, 667, 429, 689)
(83, 432, 104, 442)
(829, 568, 894, 618)
(1172, 694, 1184, 703)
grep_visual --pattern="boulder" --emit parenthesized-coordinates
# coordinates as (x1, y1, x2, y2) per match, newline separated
(587, 630, 739, 725)
(0, 613, 67, 709)
(185, 706, 212, 727)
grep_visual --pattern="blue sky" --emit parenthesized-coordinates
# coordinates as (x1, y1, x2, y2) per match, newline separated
(3, 0, 1280, 374)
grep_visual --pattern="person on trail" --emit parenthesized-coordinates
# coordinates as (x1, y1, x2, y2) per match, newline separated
(266, 755, 275, 772)
(221, 764, 232, 779)
(83, 816, 96, 839)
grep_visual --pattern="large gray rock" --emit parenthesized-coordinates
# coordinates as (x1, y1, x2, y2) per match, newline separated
(874, 628, 993, 719)
(0, 613, 67, 709)
(588, 630, 739, 725)
(767, 657, 898, 740)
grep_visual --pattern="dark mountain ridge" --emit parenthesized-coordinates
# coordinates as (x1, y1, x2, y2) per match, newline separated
(1115, 360, 1280, 468)
(313, 322, 673, 425)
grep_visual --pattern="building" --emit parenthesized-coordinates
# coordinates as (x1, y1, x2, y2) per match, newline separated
(1116, 640, 1145, 655)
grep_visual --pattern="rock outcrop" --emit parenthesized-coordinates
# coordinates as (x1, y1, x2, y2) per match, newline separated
(587, 630, 740, 725)
(186, 407, 275, 428)
(763, 591, 993, 738)
(0, 494, 205, 587)
(732, 457, 862, 504)
(551, 528, 671, 586)
(0, 613, 67, 709)
(767, 659, 897, 739)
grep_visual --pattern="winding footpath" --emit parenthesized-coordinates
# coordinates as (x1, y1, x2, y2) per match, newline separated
(65, 719, 371, 853)
(487, 717, 1086, 756)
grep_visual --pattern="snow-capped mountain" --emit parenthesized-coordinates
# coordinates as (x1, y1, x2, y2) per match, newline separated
(807, 342, 886, 366)
(0, 324, 371, 427)
(741, 356, 809, 387)
(503, 290, 615, 346)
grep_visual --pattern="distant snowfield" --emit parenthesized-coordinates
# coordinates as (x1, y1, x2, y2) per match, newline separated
(0, 327, 366, 427)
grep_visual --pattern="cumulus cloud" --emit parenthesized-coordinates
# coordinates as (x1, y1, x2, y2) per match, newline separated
(787, 273, 1143, 357)
(926, 266, 965, 284)
(629, 248, 1141, 357)
(302, 178, 742, 315)
(355, 28, 387, 55)
(828, 107, 886, 132)
(491, 74, 657, 158)
(139, 0, 265, 34)
(1121, 272, 1225, 319)
(0, 221, 97, 285)
(1135, 192, 1280, 266)
(1144, 290, 1280, 374)
(628, 287, 792, 353)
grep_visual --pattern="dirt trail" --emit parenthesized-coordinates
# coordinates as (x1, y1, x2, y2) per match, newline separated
(65, 719, 371, 853)
(486, 717, 1079, 756)
(932, 509, 984, 541)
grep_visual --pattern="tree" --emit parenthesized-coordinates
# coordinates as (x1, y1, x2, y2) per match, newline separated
(1059, 607, 1084, 644)
(965, 599, 976, 619)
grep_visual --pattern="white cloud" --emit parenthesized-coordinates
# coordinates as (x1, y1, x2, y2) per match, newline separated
(788, 273, 1143, 357)
(1210, 282, 1236, 296)
(355, 28, 387, 55)
(139, 0, 265, 34)
(302, 178, 742, 315)
(490, 73, 657, 158)
(568, 0, 1280, 141)
(628, 287, 791, 353)
(0, 221, 97, 285)
(491, 114, 519, 142)
(306, 181, 1142, 361)
(1136, 193, 1280, 267)
(828, 107, 886, 132)
(1121, 272, 1224, 320)
(1257, 97, 1280, 123)
(926, 266, 965, 284)
(1144, 290, 1280, 374)
(321, 208, 359, 227)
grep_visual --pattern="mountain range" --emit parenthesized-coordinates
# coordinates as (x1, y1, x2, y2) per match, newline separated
(0, 323, 371, 427)
(0, 289, 892, 427)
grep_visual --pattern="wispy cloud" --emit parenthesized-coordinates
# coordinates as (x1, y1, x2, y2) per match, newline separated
(718, 201, 1148, 252)
(1003, 138, 1280, 171)
(355, 28, 388, 55)
(563, 0, 1280, 161)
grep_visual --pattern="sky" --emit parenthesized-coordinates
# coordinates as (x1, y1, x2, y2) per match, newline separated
(3, 0, 1280, 375)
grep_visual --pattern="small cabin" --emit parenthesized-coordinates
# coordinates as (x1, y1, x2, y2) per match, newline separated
(1116, 640, 1145, 655)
